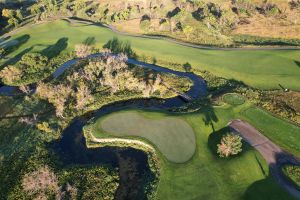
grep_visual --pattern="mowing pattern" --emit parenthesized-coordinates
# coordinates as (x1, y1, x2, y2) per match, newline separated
(1, 20, 300, 90)
(223, 93, 245, 105)
(100, 111, 196, 163)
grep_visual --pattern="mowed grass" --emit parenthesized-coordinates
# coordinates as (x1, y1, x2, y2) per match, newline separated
(93, 111, 196, 163)
(240, 107, 300, 157)
(1, 20, 300, 90)
(223, 93, 245, 105)
(88, 102, 299, 200)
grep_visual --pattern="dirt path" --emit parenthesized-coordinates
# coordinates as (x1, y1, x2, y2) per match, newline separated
(229, 119, 300, 199)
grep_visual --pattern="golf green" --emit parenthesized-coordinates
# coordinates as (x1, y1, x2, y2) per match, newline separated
(98, 111, 196, 163)
(87, 104, 297, 200)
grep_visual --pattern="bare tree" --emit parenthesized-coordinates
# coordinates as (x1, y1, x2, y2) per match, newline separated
(19, 85, 31, 95)
(76, 83, 94, 110)
(75, 44, 93, 58)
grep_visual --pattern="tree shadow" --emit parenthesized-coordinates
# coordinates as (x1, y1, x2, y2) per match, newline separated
(192, 8, 205, 21)
(243, 175, 294, 200)
(207, 127, 229, 156)
(167, 7, 181, 18)
(244, 147, 300, 199)
(3, 34, 30, 55)
(103, 37, 136, 58)
(207, 126, 250, 157)
(41, 37, 68, 59)
(295, 60, 300, 68)
(83, 37, 96, 46)
(198, 100, 218, 131)
(1, 46, 33, 67)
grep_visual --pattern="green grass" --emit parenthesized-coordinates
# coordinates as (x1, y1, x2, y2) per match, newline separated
(88, 102, 298, 200)
(223, 93, 245, 105)
(1, 20, 300, 90)
(91, 110, 196, 163)
(240, 107, 300, 157)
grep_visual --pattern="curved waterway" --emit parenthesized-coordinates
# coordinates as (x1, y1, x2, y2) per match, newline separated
(0, 54, 207, 199)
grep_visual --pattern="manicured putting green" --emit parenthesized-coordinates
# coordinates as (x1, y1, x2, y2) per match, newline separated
(223, 93, 245, 105)
(99, 111, 196, 163)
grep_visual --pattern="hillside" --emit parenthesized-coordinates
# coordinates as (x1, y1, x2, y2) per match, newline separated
(1, 0, 300, 46)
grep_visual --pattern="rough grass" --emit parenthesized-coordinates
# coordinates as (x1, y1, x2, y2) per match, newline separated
(88, 104, 296, 200)
(92, 111, 196, 163)
(223, 93, 245, 105)
(1, 20, 300, 90)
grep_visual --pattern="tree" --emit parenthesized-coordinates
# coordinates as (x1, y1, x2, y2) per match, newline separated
(16, 9, 24, 21)
(75, 44, 93, 58)
(75, 83, 94, 110)
(36, 122, 53, 134)
(183, 62, 192, 72)
(74, 0, 86, 11)
(217, 133, 242, 157)
(19, 53, 48, 74)
(183, 25, 194, 39)
(0, 66, 23, 85)
(8, 17, 19, 27)
(2, 9, 14, 18)
(0, 48, 5, 59)
(19, 85, 31, 95)
(29, 4, 42, 15)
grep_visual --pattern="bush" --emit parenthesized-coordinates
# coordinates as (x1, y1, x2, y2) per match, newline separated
(223, 93, 245, 105)
(0, 48, 5, 59)
(217, 133, 242, 157)
(282, 165, 300, 189)
(140, 20, 151, 31)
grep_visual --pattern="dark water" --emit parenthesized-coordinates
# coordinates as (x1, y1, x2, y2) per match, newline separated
(1, 55, 207, 199)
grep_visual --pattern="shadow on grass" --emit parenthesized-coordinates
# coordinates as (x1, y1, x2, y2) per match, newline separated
(4, 34, 30, 55)
(83, 37, 96, 46)
(295, 60, 300, 68)
(199, 101, 218, 131)
(103, 37, 136, 58)
(243, 175, 294, 200)
(41, 37, 68, 59)
(241, 172, 294, 200)
(1, 46, 33, 67)
(207, 126, 250, 157)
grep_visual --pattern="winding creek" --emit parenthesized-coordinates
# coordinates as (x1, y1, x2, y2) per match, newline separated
(0, 54, 207, 199)
(1, 54, 300, 199)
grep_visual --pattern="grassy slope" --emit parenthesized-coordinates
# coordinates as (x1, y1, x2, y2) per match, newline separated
(1, 20, 300, 90)
(89, 102, 299, 200)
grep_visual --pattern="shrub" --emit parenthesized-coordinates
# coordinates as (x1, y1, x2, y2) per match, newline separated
(282, 165, 300, 189)
(140, 17, 151, 31)
(75, 44, 93, 58)
(217, 133, 242, 157)
(223, 93, 245, 105)
(0, 48, 5, 59)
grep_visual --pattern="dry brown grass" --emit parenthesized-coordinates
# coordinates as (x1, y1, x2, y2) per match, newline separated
(232, 13, 300, 39)
(113, 19, 144, 34)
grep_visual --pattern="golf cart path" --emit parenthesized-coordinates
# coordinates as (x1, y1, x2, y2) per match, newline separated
(229, 119, 300, 199)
